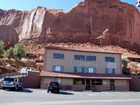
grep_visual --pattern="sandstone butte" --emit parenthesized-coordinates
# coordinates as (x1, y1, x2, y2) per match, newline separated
(0, 0, 140, 53)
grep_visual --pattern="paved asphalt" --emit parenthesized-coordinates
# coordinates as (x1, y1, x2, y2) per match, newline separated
(0, 89, 140, 105)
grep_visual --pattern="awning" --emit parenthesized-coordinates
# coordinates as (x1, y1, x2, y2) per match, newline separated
(40, 71, 131, 80)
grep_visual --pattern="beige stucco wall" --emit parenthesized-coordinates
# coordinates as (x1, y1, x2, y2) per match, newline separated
(41, 77, 129, 91)
(40, 77, 52, 89)
(41, 77, 73, 85)
(40, 77, 73, 89)
(60, 78, 73, 85)
(44, 49, 122, 74)
(42, 49, 129, 91)
(115, 80, 129, 91)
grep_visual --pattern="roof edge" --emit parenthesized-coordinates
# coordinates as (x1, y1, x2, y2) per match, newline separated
(45, 46, 122, 55)
(40, 71, 131, 80)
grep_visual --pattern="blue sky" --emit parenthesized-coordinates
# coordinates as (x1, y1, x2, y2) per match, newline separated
(0, 0, 138, 12)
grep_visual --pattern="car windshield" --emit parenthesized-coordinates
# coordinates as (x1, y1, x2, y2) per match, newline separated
(4, 78, 14, 81)
(21, 67, 27, 70)
(21, 67, 30, 71)
(50, 82, 59, 86)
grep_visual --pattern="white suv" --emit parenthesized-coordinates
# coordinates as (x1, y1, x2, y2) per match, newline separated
(1, 77, 23, 91)
(20, 67, 37, 75)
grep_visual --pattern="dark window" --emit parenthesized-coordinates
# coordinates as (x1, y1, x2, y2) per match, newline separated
(105, 57, 115, 62)
(86, 56, 96, 61)
(74, 55, 85, 61)
(53, 53, 64, 59)
(73, 78, 85, 85)
(50, 81, 60, 87)
(74, 67, 85, 73)
(4, 78, 14, 82)
(92, 79, 103, 85)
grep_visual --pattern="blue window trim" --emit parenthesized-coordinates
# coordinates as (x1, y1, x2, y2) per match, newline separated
(74, 67, 85, 73)
(74, 55, 85, 61)
(74, 55, 96, 61)
(105, 57, 115, 62)
(85, 67, 96, 73)
(105, 68, 115, 74)
(53, 53, 64, 59)
(86, 56, 96, 61)
(52, 65, 64, 72)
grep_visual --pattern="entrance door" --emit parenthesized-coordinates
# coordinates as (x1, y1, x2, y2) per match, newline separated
(85, 79, 91, 90)
(110, 80, 115, 91)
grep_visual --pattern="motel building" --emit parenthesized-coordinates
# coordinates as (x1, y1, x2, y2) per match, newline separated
(40, 46, 131, 91)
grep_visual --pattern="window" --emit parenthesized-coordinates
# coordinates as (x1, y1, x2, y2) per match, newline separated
(52, 65, 64, 72)
(53, 53, 64, 59)
(74, 55, 85, 61)
(73, 78, 85, 85)
(92, 80, 103, 85)
(105, 68, 115, 74)
(85, 67, 96, 73)
(74, 67, 84, 73)
(86, 56, 96, 61)
(105, 57, 115, 62)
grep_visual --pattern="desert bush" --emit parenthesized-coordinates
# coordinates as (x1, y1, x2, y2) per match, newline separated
(13, 43, 25, 59)
(0, 40, 5, 58)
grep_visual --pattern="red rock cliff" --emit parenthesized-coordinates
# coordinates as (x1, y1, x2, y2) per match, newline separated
(0, 0, 140, 51)
(0, 9, 27, 45)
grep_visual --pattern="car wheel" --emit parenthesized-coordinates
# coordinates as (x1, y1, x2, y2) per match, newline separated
(56, 90, 60, 94)
(2, 87, 5, 90)
(58, 90, 60, 93)
(15, 86, 19, 91)
(19, 87, 23, 91)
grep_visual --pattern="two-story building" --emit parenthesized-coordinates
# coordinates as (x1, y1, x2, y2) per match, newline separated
(40, 46, 131, 91)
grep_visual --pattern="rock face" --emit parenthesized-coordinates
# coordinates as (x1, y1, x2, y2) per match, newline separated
(0, 25, 18, 45)
(19, 7, 55, 42)
(0, 9, 27, 45)
(0, 0, 140, 52)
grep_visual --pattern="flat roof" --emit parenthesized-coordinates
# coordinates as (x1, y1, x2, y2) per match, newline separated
(45, 46, 122, 55)
(40, 71, 131, 80)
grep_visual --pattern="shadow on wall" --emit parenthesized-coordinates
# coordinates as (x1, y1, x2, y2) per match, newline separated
(21, 71, 40, 88)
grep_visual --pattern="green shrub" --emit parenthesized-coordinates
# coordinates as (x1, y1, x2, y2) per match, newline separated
(13, 43, 25, 59)
(0, 40, 5, 58)
(3, 47, 14, 59)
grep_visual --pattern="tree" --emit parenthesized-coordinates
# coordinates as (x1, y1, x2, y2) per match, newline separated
(3, 47, 14, 59)
(13, 43, 25, 59)
(128, 62, 139, 74)
(122, 57, 130, 75)
(0, 40, 5, 58)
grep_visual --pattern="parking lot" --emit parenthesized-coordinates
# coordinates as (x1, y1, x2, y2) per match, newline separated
(1, 89, 140, 105)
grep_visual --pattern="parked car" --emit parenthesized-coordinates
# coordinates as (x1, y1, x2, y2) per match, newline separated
(1, 77, 23, 91)
(47, 81, 60, 93)
(20, 67, 37, 75)
(0, 78, 4, 89)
